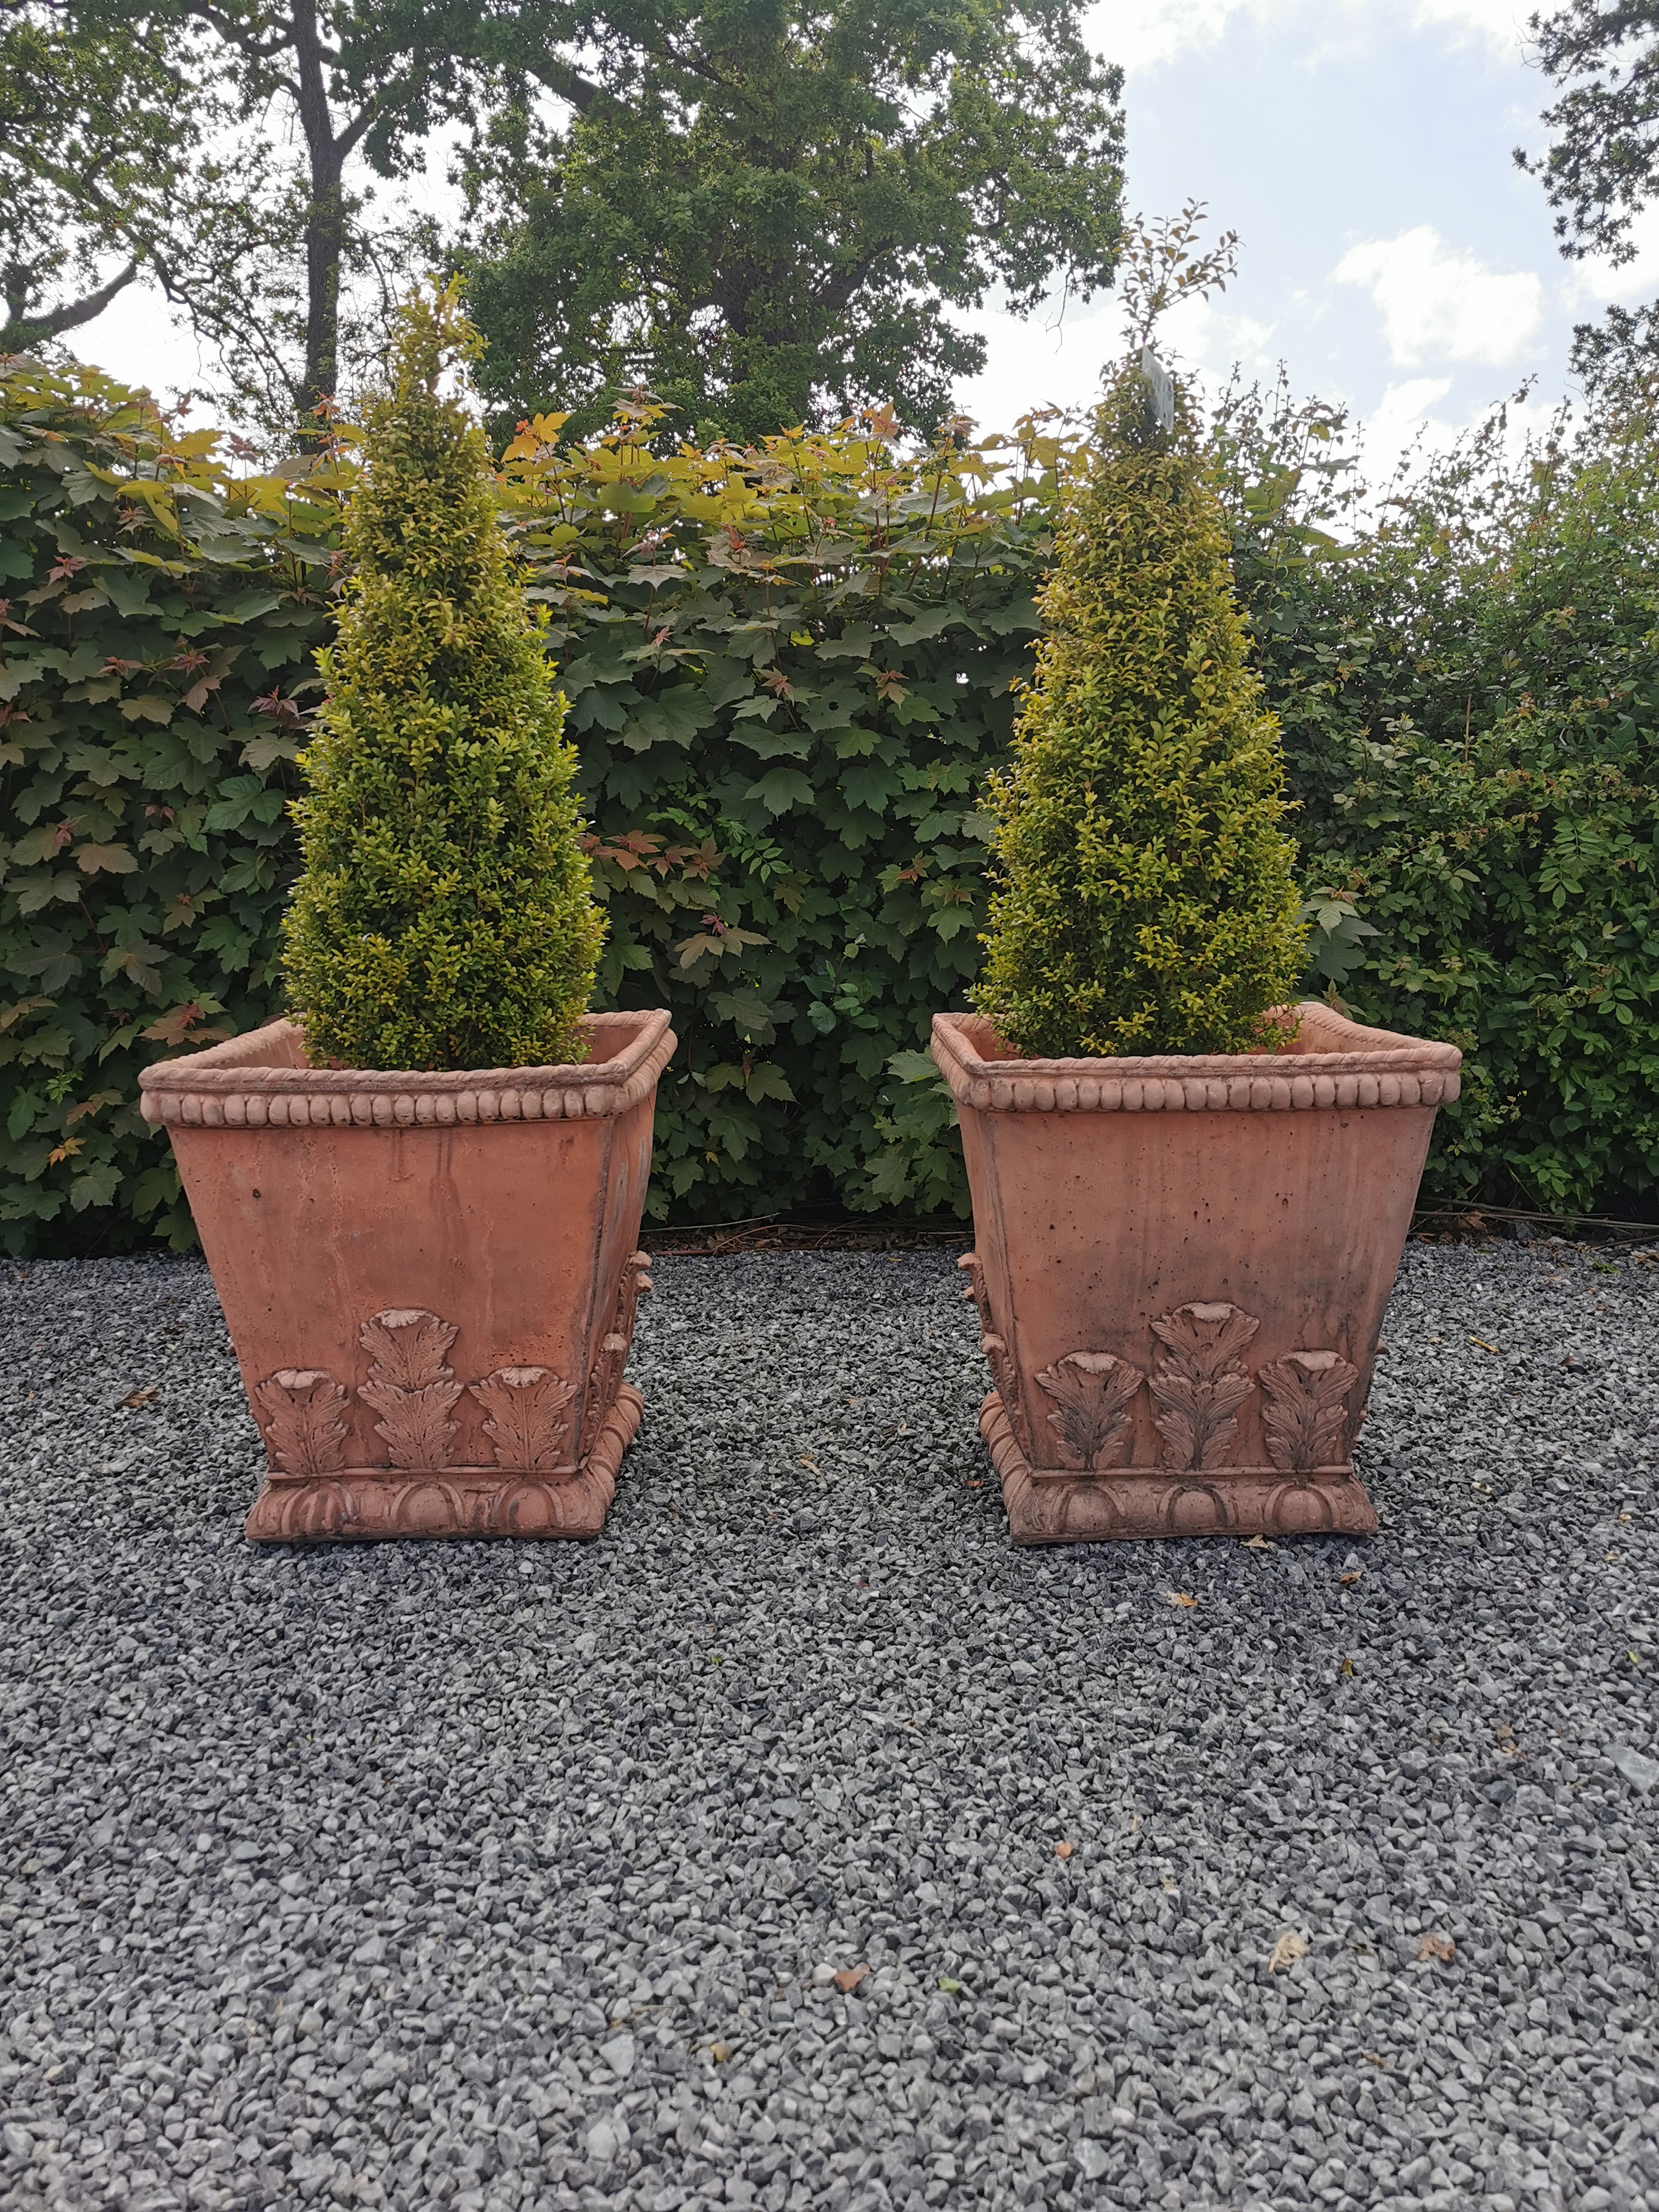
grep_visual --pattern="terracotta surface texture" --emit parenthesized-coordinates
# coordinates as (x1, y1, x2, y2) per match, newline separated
(931, 1003, 1462, 1544)
(141, 1010, 675, 1541)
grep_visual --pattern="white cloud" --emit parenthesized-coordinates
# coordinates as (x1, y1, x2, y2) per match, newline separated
(1086, 0, 1256, 73)
(1087, 0, 1529, 75)
(1334, 226, 1544, 366)
(1409, 0, 1530, 55)
(1159, 291, 1279, 381)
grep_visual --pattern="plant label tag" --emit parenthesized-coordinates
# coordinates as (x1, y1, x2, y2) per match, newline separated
(1140, 347, 1175, 434)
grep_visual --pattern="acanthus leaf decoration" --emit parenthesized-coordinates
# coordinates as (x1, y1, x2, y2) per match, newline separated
(1149, 1301, 1259, 1470)
(1258, 1349, 1360, 1473)
(1036, 1351, 1145, 1470)
(358, 1306, 462, 1471)
(470, 1366, 577, 1473)
(957, 1251, 1031, 1450)
(253, 1368, 350, 1477)
(587, 1253, 652, 1432)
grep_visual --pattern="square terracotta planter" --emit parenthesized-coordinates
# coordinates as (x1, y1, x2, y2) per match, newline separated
(930, 1003, 1462, 1543)
(139, 1010, 675, 1542)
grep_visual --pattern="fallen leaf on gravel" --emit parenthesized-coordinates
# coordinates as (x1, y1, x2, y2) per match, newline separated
(1054, 1840, 1074, 1860)
(834, 1965, 869, 1994)
(1166, 1590, 1199, 1609)
(1364, 2052, 1387, 2068)
(1268, 1929, 1309, 1973)
(119, 1384, 158, 1409)
(1606, 1549, 1623, 1563)
(1160, 1875, 1179, 1894)
(1417, 1933, 1456, 1963)
(709, 2042, 731, 2062)
(1469, 1336, 1500, 1353)
(1241, 1534, 1274, 1551)
(937, 1976, 962, 1994)
(1338, 1657, 1355, 1679)
(798, 1454, 820, 1473)
(1338, 1570, 1362, 1587)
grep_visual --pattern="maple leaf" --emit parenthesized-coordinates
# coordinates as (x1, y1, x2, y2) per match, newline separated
(46, 1137, 84, 1166)
(1417, 1933, 1456, 1964)
(833, 1965, 869, 1993)
(1166, 1590, 1199, 1609)
(142, 1003, 229, 1048)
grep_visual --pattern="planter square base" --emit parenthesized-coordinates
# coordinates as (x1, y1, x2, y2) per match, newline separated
(245, 1384, 643, 1543)
(979, 1388, 1378, 1544)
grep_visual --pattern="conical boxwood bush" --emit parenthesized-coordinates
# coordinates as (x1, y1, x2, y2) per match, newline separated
(283, 283, 604, 1071)
(972, 358, 1305, 1058)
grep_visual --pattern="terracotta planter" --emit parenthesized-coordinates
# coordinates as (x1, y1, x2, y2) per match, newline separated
(930, 1003, 1461, 1543)
(139, 1010, 675, 1543)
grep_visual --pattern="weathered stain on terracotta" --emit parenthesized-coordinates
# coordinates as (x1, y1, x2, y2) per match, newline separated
(931, 1001, 1461, 1544)
(141, 1010, 674, 1542)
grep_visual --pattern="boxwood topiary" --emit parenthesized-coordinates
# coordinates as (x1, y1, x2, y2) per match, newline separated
(283, 283, 604, 1072)
(971, 355, 1306, 1058)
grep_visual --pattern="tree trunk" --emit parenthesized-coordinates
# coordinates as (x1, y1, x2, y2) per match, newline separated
(292, 0, 344, 418)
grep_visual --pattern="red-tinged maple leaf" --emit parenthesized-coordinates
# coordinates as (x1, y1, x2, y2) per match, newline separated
(0, 703, 30, 727)
(141, 1002, 228, 1048)
(167, 647, 210, 675)
(47, 555, 87, 583)
(761, 668, 797, 700)
(104, 656, 145, 677)
(0, 600, 37, 638)
(144, 803, 176, 823)
(252, 689, 301, 723)
(874, 668, 907, 703)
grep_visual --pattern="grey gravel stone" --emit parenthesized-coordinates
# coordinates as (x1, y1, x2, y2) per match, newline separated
(1612, 1746, 1659, 1795)
(1, 1236, 1657, 2212)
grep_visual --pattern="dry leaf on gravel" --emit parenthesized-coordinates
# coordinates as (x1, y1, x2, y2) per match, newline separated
(1166, 1590, 1199, 1609)
(709, 2042, 731, 2062)
(798, 1454, 820, 1474)
(1417, 1933, 1456, 1963)
(1469, 1336, 1500, 1353)
(119, 1384, 158, 1409)
(1053, 1840, 1074, 1860)
(1241, 1534, 1274, 1551)
(1268, 1929, 1310, 1973)
(834, 1965, 869, 1994)
(1338, 1570, 1362, 1587)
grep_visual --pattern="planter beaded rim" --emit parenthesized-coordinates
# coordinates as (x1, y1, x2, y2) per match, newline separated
(138, 1009, 677, 1130)
(931, 1001, 1462, 1116)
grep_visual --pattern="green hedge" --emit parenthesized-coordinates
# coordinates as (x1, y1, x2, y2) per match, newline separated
(0, 364, 1074, 1252)
(1222, 386, 1659, 1216)
(6, 357, 1657, 1256)
(0, 360, 338, 1253)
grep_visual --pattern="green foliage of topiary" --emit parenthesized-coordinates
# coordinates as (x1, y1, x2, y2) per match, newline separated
(282, 283, 603, 1072)
(972, 360, 1307, 1058)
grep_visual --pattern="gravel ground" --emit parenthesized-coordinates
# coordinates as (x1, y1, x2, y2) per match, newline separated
(1, 1237, 1657, 2212)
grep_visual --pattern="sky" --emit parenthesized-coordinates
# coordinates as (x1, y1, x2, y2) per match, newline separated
(73, 0, 1659, 468)
(959, 0, 1659, 463)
